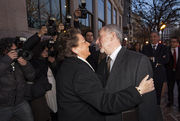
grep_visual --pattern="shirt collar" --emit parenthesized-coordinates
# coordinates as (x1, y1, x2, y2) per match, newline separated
(151, 43, 158, 47)
(109, 45, 122, 61)
(77, 56, 95, 72)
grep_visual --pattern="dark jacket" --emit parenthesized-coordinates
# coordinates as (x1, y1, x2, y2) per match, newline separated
(166, 47, 180, 80)
(30, 58, 52, 99)
(142, 44, 169, 82)
(97, 47, 159, 121)
(0, 55, 35, 106)
(56, 57, 142, 121)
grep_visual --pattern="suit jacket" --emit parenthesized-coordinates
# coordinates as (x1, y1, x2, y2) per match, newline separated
(166, 47, 180, 80)
(142, 44, 169, 82)
(56, 57, 142, 121)
(97, 47, 159, 121)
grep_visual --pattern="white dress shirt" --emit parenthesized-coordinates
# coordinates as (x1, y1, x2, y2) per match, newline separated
(77, 56, 95, 72)
(107, 45, 122, 71)
(171, 47, 178, 62)
(151, 43, 158, 50)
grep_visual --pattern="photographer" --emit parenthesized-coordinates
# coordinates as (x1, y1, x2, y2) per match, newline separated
(0, 38, 35, 121)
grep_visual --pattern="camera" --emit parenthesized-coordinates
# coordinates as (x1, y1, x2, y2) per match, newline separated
(16, 49, 32, 61)
(14, 37, 32, 60)
(79, 0, 87, 19)
(65, 15, 72, 30)
(46, 17, 57, 36)
(14, 37, 27, 48)
(48, 40, 57, 57)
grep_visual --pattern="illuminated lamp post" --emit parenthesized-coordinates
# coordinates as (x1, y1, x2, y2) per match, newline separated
(160, 24, 166, 41)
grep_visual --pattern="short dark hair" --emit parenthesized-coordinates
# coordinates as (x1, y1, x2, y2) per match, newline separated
(57, 28, 81, 60)
(171, 36, 179, 43)
(0, 37, 15, 55)
(150, 31, 159, 36)
(85, 30, 93, 36)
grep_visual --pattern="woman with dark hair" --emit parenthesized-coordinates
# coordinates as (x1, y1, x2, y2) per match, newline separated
(56, 28, 154, 121)
(131, 42, 142, 53)
(30, 41, 52, 121)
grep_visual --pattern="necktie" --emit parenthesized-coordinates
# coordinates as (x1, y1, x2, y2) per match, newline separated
(173, 49, 176, 69)
(152, 45, 156, 54)
(106, 56, 111, 74)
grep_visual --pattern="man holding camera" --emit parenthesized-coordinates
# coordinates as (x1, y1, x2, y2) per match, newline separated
(0, 38, 35, 121)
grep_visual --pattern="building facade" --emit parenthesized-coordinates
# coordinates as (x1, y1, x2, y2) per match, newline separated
(0, 0, 124, 39)
(122, 0, 133, 42)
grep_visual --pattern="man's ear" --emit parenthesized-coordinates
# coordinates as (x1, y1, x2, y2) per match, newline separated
(111, 32, 116, 39)
(72, 47, 78, 55)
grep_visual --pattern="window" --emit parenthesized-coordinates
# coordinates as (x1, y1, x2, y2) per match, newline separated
(98, 0, 105, 21)
(107, 0, 112, 24)
(26, 0, 66, 28)
(119, 15, 122, 28)
(51, 0, 60, 20)
(113, 8, 117, 24)
(61, 0, 66, 23)
(98, 20, 103, 30)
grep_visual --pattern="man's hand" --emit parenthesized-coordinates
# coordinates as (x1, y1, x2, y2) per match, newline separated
(7, 50, 18, 60)
(38, 26, 48, 37)
(17, 57, 27, 66)
(74, 9, 81, 21)
(136, 75, 155, 95)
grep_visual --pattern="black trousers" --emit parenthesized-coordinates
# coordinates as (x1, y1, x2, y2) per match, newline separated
(167, 70, 180, 107)
(154, 79, 164, 105)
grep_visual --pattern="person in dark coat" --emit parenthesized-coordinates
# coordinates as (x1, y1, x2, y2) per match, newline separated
(0, 38, 35, 121)
(131, 42, 142, 53)
(85, 30, 100, 71)
(96, 25, 161, 121)
(142, 31, 169, 105)
(56, 28, 155, 121)
(166, 37, 180, 111)
(30, 41, 52, 121)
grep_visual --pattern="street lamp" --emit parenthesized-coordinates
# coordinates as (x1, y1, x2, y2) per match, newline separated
(160, 24, 166, 30)
(160, 24, 166, 41)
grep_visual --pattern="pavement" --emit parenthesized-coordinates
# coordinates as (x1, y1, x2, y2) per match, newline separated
(161, 82, 180, 121)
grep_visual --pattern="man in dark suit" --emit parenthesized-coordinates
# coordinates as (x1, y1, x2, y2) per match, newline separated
(96, 25, 160, 121)
(166, 37, 180, 111)
(142, 31, 169, 105)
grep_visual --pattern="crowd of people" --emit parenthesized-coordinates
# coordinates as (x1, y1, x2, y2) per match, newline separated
(0, 10, 180, 121)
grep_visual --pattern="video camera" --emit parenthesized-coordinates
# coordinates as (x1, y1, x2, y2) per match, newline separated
(46, 17, 57, 36)
(79, 0, 87, 19)
(47, 40, 57, 57)
(14, 37, 32, 60)
(64, 15, 72, 30)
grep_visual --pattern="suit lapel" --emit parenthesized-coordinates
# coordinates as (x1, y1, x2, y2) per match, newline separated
(155, 44, 161, 54)
(177, 47, 180, 65)
(106, 47, 127, 86)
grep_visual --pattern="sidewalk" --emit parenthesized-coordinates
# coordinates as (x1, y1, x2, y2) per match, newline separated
(161, 82, 180, 121)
